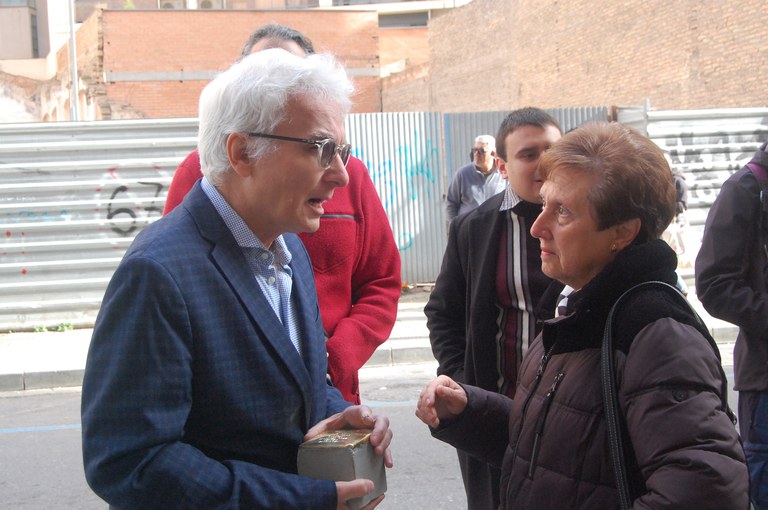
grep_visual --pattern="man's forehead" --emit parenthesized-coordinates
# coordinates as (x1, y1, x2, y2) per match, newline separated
(281, 95, 345, 138)
(506, 125, 560, 151)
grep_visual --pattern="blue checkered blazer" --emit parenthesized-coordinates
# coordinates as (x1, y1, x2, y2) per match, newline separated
(81, 183, 350, 509)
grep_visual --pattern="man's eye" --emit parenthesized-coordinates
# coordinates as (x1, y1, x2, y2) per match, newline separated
(557, 206, 570, 216)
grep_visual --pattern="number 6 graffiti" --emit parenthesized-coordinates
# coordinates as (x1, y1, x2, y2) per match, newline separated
(106, 182, 165, 236)
(107, 185, 137, 236)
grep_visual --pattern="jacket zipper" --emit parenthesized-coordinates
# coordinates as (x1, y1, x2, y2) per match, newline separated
(528, 371, 565, 478)
(505, 344, 557, 507)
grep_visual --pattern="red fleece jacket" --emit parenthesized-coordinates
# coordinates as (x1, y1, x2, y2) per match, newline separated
(163, 150, 401, 403)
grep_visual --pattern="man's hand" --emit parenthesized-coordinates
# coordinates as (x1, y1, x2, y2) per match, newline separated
(306, 406, 393, 509)
(415, 375, 468, 428)
(335, 480, 385, 510)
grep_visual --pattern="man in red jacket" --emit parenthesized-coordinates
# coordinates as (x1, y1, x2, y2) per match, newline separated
(163, 24, 401, 404)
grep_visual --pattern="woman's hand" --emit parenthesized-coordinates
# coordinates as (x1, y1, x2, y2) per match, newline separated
(415, 375, 468, 428)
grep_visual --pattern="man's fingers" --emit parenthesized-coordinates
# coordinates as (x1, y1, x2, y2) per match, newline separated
(336, 479, 374, 508)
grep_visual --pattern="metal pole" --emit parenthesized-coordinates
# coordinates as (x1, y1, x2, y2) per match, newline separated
(67, 0, 80, 121)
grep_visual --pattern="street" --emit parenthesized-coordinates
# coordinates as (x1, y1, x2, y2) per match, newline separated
(0, 359, 738, 509)
(0, 361, 466, 509)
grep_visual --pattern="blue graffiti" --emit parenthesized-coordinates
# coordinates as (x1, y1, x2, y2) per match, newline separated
(397, 232, 413, 251)
(353, 130, 440, 214)
(4, 210, 70, 223)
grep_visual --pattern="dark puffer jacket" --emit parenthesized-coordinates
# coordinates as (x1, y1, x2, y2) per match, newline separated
(434, 240, 749, 509)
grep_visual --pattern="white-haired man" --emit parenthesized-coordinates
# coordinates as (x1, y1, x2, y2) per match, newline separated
(445, 134, 506, 223)
(81, 49, 392, 510)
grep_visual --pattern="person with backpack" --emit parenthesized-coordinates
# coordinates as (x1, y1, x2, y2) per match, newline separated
(696, 140, 768, 509)
(417, 122, 749, 509)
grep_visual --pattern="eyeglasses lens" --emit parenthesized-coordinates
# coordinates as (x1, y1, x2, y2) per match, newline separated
(339, 144, 351, 166)
(473, 148, 486, 155)
(320, 141, 351, 168)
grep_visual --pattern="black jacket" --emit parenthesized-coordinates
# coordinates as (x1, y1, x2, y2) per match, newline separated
(696, 142, 768, 391)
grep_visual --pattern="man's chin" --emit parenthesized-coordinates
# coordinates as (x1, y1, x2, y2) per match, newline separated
(301, 219, 321, 234)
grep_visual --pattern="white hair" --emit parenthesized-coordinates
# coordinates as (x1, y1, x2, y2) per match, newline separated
(197, 49, 354, 185)
(474, 134, 496, 152)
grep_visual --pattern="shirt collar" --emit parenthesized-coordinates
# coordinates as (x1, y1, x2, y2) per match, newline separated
(499, 185, 524, 211)
(200, 176, 292, 265)
(474, 163, 498, 177)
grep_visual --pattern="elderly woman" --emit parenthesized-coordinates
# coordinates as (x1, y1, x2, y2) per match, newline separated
(416, 122, 749, 509)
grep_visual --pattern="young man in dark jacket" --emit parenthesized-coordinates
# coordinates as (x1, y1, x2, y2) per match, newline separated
(426, 108, 562, 510)
(696, 140, 768, 509)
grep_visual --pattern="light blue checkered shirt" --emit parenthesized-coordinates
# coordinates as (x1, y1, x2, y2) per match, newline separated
(201, 177, 302, 357)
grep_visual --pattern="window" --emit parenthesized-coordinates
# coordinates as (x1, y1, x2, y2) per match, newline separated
(30, 13, 38, 57)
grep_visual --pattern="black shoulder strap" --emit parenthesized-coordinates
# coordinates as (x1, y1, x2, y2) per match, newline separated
(601, 281, 736, 510)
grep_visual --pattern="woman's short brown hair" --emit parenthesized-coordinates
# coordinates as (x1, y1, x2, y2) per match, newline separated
(538, 122, 675, 243)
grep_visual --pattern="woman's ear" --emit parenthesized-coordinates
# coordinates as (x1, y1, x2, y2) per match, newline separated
(613, 218, 641, 251)
(226, 133, 253, 178)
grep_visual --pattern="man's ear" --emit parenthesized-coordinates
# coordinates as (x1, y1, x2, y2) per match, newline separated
(613, 217, 641, 251)
(226, 133, 253, 178)
(497, 158, 508, 179)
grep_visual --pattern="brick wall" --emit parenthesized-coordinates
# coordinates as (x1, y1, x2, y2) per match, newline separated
(409, 0, 767, 112)
(381, 63, 429, 112)
(101, 9, 380, 117)
(380, 27, 428, 68)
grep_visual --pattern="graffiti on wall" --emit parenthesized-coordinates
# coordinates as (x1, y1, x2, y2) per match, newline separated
(658, 117, 768, 205)
(102, 165, 167, 237)
(352, 130, 442, 253)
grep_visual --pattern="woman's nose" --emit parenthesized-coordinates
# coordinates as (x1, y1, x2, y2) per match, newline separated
(530, 212, 545, 239)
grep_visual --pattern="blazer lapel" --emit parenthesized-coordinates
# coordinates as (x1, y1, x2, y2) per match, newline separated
(284, 234, 327, 424)
(185, 184, 313, 405)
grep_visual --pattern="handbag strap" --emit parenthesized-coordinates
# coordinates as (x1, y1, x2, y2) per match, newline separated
(601, 286, 635, 510)
(601, 280, 734, 510)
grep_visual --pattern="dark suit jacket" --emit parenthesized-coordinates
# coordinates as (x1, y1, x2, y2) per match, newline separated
(81, 183, 350, 509)
(426, 192, 555, 392)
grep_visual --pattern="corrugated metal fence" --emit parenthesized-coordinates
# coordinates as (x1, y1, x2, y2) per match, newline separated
(4, 107, 763, 331)
(618, 106, 768, 268)
(347, 112, 447, 286)
(0, 119, 198, 331)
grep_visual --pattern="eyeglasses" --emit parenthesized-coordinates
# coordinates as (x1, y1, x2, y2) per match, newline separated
(471, 147, 488, 155)
(248, 132, 351, 169)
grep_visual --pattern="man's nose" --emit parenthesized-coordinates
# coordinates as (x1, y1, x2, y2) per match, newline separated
(326, 157, 349, 187)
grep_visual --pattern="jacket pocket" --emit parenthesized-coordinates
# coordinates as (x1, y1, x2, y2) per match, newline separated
(300, 215, 357, 273)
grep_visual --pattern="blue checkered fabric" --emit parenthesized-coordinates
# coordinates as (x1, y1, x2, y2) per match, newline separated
(202, 178, 302, 356)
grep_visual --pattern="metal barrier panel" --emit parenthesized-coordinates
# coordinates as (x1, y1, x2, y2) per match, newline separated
(641, 108, 768, 233)
(618, 105, 768, 271)
(346, 112, 446, 285)
(0, 119, 198, 331)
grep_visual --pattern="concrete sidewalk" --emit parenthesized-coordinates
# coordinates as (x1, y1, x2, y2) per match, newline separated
(0, 285, 739, 392)
(0, 287, 436, 393)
